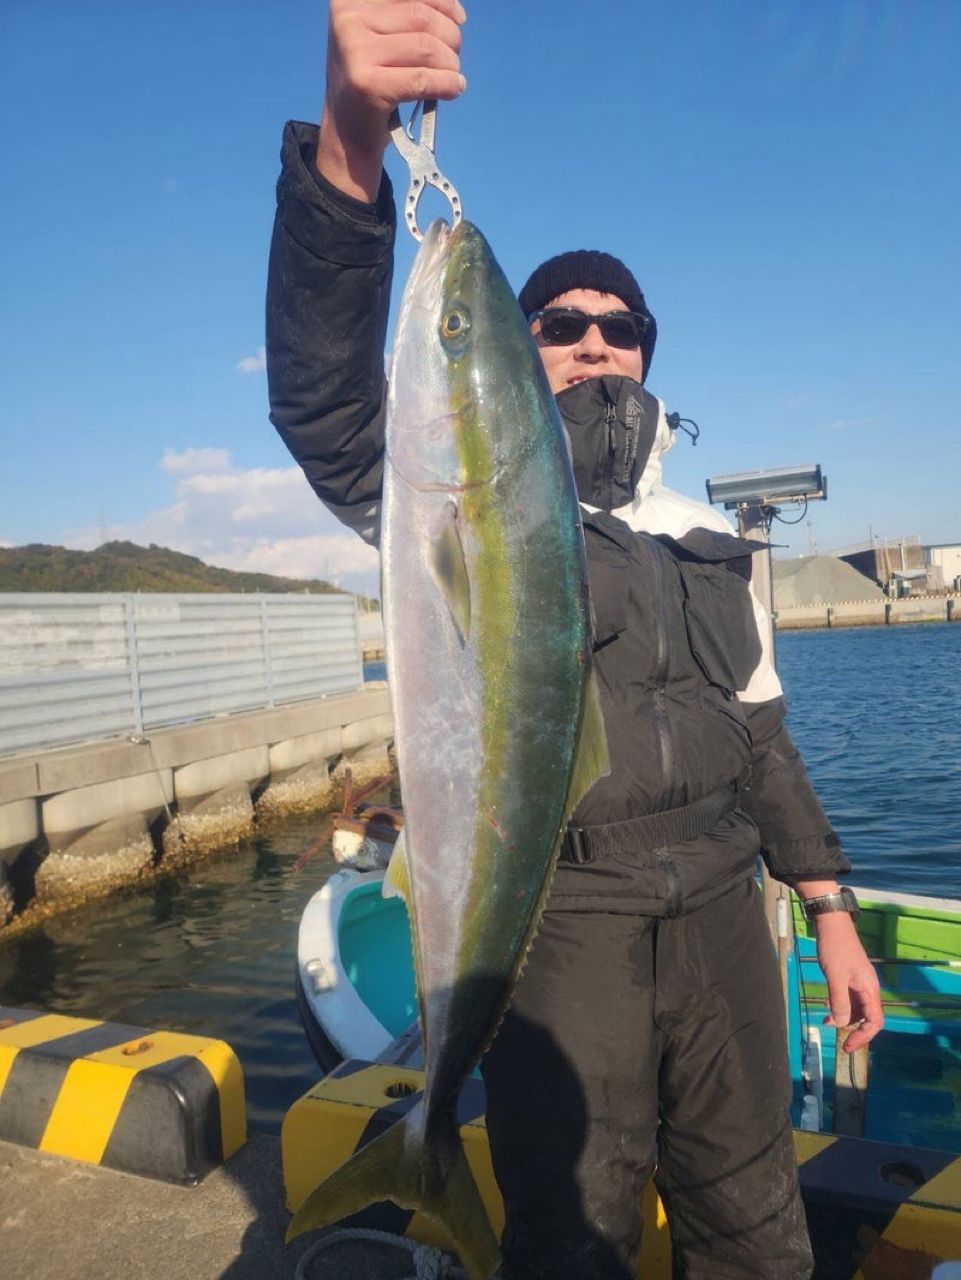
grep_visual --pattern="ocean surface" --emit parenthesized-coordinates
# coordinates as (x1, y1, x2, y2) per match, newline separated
(0, 622, 958, 1130)
(775, 622, 960, 898)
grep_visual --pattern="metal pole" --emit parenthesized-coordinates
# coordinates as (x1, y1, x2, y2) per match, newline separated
(737, 503, 793, 1006)
(125, 594, 144, 736)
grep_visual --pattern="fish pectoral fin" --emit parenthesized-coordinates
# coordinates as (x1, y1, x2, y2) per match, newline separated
(564, 668, 611, 819)
(428, 501, 471, 644)
(383, 828, 411, 904)
(286, 1101, 501, 1280)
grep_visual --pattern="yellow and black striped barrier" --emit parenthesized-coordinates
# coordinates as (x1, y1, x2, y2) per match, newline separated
(0, 1006, 246, 1184)
(283, 1060, 961, 1279)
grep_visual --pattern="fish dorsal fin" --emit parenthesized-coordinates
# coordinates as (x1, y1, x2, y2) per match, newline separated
(428, 500, 471, 645)
(563, 668, 610, 822)
(383, 828, 411, 905)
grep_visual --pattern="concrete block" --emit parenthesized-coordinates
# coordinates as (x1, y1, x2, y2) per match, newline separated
(0, 863, 13, 926)
(42, 771, 173, 844)
(338, 741, 393, 782)
(341, 714, 394, 754)
(36, 815, 155, 903)
(148, 689, 390, 772)
(36, 739, 162, 796)
(0, 798, 40, 864)
(0, 1006, 245, 1184)
(0, 759, 40, 805)
(172, 784, 254, 851)
(257, 760, 335, 819)
(268, 728, 342, 776)
(173, 747, 269, 805)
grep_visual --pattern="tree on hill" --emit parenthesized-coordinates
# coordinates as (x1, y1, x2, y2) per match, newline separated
(0, 541, 381, 603)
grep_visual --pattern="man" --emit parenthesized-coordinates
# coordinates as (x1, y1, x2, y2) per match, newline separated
(266, 4, 883, 1276)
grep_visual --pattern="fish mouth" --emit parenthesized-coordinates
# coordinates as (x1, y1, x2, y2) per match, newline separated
(394, 221, 451, 340)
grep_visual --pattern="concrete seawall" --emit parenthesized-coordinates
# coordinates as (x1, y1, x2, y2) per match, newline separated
(0, 687, 392, 932)
(776, 594, 960, 630)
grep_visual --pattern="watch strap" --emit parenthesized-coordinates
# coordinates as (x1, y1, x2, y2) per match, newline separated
(801, 887, 859, 921)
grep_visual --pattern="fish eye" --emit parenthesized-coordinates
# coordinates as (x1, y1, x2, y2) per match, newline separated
(440, 305, 471, 343)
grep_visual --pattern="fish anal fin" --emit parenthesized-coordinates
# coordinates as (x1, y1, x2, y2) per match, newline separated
(383, 830, 429, 1057)
(428, 501, 471, 644)
(383, 828, 411, 905)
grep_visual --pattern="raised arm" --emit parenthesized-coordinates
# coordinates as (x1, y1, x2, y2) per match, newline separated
(266, 0, 466, 543)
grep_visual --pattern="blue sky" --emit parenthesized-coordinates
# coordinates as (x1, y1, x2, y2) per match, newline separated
(2, 1, 959, 597)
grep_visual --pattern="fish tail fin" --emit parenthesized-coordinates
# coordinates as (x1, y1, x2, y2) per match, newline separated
(286, 1099, 500, 1280)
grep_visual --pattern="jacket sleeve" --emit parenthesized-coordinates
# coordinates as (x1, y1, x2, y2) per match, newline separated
(740, 695, 852, 885)
(266, 120, 396, 546)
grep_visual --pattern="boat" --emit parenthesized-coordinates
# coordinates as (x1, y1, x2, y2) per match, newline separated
(295, 866, 415, 1072)
(298, 870, 961, 1130)
(292, 869, 961, 1275)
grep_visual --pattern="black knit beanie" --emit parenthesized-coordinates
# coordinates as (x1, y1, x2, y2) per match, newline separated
(518, 250, 657, 380)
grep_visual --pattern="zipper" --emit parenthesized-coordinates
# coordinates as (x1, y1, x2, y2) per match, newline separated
(620, 401, 638, 488)
(655, 848, 683, 917)
(604, 398, 616, 512)
(649, 547, 674, 799)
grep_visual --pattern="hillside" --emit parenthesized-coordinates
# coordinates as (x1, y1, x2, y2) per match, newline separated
(0, 541, 348, 596)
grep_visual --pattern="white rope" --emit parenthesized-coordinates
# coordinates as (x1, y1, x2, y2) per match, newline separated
(294, 1226, 469, 1280)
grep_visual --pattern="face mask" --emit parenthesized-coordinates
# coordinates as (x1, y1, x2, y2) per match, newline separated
(555, 376, 659, 511)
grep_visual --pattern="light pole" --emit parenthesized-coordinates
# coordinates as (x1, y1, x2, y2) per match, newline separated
(706, 465, 828, 1003)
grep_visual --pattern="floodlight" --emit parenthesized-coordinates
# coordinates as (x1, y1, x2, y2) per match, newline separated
(705, 464, 826, 511)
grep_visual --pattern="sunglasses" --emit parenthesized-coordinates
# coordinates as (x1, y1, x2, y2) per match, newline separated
(529, 307, 650, 351)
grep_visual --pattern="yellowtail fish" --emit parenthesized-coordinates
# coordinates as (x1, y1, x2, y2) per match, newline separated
(287, 219, 609, 1279)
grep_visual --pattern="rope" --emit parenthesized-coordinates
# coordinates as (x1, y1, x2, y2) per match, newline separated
(294, 1227, 470, 1280)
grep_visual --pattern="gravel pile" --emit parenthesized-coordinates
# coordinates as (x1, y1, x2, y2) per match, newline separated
(772, 555, 885, 608)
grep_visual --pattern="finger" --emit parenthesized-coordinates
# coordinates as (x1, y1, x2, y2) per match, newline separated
(849, 980, 884, 1029)
(367, 2, 464, 53)
(372, 65, 466, 103)
(375, 32, 462, 74)
(823, 1000, 851, 1029)
(843, 1014, 883, 1053)
(369, 0, 468, 23)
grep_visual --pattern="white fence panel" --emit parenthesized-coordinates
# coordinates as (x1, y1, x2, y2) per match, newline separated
(0, 592, 363, 756)
(0, 595, 136, 753)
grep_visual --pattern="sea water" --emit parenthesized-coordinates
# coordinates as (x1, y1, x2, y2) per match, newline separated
(777, 622, 961, 898)
(0, 622, 958, 1129)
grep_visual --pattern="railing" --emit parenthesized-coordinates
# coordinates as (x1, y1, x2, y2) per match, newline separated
(0, 593, 363, 757)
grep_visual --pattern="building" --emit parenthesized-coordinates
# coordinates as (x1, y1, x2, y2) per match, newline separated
(828, 536, 961, 595)
(924, 543, 961, 592)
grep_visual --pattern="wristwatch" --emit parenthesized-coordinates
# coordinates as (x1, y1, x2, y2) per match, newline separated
(800, 886, 860, 922)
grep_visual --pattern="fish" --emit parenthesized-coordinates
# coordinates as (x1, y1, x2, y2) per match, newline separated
(286, 219, 609, 1279)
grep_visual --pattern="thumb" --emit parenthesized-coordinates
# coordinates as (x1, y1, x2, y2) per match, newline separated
(824, 1000, 852, 1028)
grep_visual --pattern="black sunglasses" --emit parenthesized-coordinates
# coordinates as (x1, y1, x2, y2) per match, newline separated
(529, 307, 650, 351)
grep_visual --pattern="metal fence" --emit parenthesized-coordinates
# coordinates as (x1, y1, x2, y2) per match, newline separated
(0, 593, 363, 757)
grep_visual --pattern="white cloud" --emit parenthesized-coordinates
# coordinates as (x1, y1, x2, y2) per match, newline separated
(236, 345, 267, 374)
(824, 417, 878, 432)
(61, 448, 380, 594)
(161, 447, 233, 475)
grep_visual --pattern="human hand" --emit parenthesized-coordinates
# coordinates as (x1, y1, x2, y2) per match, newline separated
(319, 0, 467, 200)
(814, 912, 884, 1053)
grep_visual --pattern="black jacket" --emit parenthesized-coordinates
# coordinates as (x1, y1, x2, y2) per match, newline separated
(266, 120, 850, 914)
